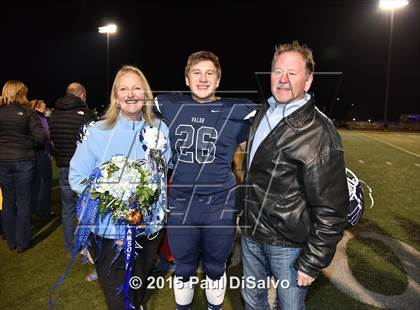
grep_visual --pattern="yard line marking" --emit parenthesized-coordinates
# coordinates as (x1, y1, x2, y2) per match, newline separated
(364, 135, 420, 158)
(358, 160, 365, 164)
(324, 231, 420, 309)
(415, 163, 420, 168)
(385, 161, 392, 165)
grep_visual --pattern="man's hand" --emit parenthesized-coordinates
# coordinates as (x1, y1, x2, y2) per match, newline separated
(238, 141, 247, 152)
(297, 270, 315, 287)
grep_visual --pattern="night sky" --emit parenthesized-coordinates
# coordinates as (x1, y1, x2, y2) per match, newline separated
(4, 0, 420, 122)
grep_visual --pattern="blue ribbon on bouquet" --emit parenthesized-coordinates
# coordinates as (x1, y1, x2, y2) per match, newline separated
(144, 149, 168, 235)
(117, 151, 168, 310)
(122, 223, 137, 310)
(49, 168, 102, 309)
(74, 168, 102, 254)
(50, 146, 168, 308)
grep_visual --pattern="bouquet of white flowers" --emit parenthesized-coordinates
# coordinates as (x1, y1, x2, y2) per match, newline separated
(81, 155, 160, 225)
(52, 125, 168, 310)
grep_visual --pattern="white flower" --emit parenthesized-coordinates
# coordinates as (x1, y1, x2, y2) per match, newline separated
(112, 155, 129, 169)
(142, 127, 167, 150)
(85, 156, 159, 222)
(150, 182, 159, 191)
(101, 168, 109, 180)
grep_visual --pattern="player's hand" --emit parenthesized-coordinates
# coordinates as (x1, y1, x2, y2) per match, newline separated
(297, 270, 315, 287)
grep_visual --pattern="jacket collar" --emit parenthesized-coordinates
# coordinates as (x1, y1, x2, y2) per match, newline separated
(117, 112, 145, 130)
(283, 93, 315, 130)
(245, 93, 316, 174)
(251, 93, 315, 138)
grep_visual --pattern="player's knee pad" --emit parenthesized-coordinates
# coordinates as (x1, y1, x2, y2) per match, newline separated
(175, 262, 197, 282)
(203, 260, 226, 281)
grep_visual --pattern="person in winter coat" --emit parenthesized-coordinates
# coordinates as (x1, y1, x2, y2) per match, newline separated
(30, 99, 54, 217)
(0, 80, 46, 253)
(49, 83, 96, 254)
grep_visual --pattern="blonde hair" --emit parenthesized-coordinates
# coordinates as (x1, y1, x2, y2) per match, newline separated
(272, 41, 315, 76)
(30, 99, 46, 111)
(102, 65, 155, 128)
(1, 80, 30, 106)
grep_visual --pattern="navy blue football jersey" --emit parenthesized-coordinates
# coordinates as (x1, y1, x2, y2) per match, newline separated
(155, 94, 256, 194)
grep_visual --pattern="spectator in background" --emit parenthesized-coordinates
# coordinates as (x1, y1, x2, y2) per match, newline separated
(44, 107, 52, 118)
(0, 96, 2, 236)
(0, 96, 3, 239)
(0, 186, 3, 239)
(49, 82, 96, 255)
(0, 80, 46, 253)
(30, 99, 54, 218)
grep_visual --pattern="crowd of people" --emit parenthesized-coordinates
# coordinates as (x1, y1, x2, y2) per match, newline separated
(0, 81, 97, 255)
(0, 41, 349, 310)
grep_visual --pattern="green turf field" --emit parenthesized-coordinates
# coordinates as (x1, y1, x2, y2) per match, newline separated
(1, 130, 419, 309)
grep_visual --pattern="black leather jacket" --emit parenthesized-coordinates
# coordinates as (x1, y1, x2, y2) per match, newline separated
(238, 95, 349, 278)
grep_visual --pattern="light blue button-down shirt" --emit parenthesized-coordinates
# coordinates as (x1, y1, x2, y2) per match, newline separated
(248, 93, 311, 168)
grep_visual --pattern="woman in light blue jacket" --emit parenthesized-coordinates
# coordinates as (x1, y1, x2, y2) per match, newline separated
(69, 65, 170, 310)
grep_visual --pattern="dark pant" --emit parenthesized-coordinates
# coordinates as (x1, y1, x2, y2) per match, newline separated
(58, 167, 77, 253)
(0, 160, 35, 249)
(89, 232, 163, 310)
(167, 188, 237, 281)
(31, 151, 52, 215)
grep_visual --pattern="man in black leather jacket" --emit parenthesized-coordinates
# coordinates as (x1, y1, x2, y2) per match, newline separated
(238, 41, 349, 310)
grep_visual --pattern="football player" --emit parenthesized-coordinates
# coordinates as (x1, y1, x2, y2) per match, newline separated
(155, 51, 256, 310)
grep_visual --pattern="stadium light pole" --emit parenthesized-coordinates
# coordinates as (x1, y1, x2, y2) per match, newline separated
(379, 0, 408, 129)
(98, 24, 117, 101)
